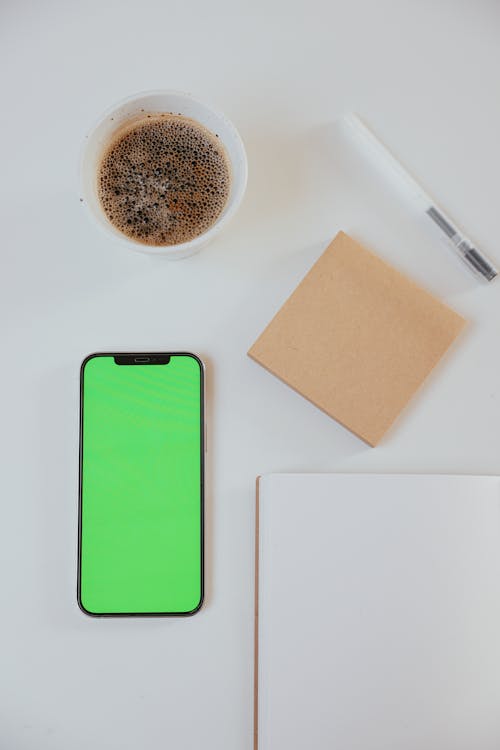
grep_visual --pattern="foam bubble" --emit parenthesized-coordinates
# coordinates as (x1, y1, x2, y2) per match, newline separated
(97, 114, 231, 246)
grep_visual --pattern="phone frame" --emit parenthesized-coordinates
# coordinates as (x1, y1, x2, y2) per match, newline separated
(77, 351, 205, 617)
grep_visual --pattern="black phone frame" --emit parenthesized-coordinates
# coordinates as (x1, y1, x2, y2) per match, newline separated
(77, 351, 205, 617)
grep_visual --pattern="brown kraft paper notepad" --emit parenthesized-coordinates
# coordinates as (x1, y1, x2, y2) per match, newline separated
(248, 232, 466, 446)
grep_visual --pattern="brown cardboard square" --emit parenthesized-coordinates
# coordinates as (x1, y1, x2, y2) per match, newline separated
(248, 232, 466, 446)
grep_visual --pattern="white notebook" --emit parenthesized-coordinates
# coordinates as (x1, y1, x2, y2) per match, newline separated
(255, 474, 500, 750)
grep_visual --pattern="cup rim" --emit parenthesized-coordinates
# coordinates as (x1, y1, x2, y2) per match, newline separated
(80, 89, 248, 256)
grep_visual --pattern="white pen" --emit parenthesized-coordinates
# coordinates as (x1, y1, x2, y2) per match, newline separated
(342, 113, 498, 282)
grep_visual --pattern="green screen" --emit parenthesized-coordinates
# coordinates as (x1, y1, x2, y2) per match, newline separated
(79, 353, 203, 615)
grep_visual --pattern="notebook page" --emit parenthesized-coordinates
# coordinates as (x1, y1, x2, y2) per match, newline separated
(257, 474, 500, 750)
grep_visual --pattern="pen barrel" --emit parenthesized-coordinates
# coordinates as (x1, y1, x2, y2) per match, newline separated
(342, 113, 498, 283)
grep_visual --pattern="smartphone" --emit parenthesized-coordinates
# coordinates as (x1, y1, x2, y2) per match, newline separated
(78, 352, 204, 617)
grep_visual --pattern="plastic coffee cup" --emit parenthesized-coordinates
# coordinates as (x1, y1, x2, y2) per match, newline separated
(80, 90, 248, 259)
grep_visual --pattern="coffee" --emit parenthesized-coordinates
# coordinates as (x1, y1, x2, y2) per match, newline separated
(97, 114, 231, 246)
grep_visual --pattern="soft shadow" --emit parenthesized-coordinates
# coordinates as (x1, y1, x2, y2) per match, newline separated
(200, 351, 214, 611)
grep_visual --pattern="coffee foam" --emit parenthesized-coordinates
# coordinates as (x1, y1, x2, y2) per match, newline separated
(97, 113, 231, 246)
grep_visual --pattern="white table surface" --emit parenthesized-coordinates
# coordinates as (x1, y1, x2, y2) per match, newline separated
(2, 1, 500, 748)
